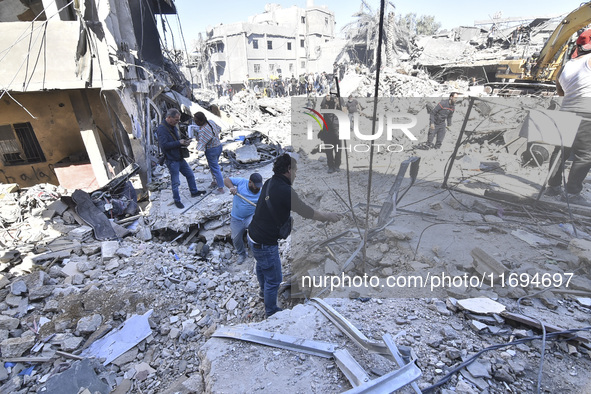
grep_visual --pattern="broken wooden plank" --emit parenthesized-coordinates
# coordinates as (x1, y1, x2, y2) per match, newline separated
(501, 311, 589, 344)
(31, 249, 72, 263)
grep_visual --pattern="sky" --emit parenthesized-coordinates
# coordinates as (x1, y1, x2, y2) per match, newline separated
(165, 0, 585, 48)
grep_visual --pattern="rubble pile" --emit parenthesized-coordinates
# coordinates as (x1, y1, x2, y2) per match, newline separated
(342, 64, 460, 97)
(0, 184, 272, 393)
(200, 297, 591, 393)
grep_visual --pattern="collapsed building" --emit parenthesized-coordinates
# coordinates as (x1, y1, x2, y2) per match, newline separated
(0, 0, 200, 191)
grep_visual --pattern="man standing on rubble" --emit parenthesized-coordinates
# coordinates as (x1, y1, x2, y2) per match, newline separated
(319, 94, 344, 173)
(248, 154, 341, 318)
(425, 92, 458, 150)
(223, 173, 263, 264)
(545, 29, 591, 206)
(157, 108, 205, 209)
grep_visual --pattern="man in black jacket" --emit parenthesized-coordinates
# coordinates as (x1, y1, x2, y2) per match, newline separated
(248, 154, 340, 317)
(157, 108, 205, 209)
(426, 92, 457, 149)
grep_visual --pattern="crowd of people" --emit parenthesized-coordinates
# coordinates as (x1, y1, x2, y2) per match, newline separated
(157, 109, 342, 318)
(213, 63, 353, 99)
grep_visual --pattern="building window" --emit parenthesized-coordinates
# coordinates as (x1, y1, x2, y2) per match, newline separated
(0, 123, 46, 166)
(253, 39, 258, 49)
(267, 40, 272, 50)
(254, 64, 261, 73)
(287, 42, 292, 50)
(300, 39, 305, 48)
(325, 17, 329, 25)
(301, 61, 305, 68)
(301, 16, 305, 24)
(289, 64, 293, 72)
(269, 64, 275, 72)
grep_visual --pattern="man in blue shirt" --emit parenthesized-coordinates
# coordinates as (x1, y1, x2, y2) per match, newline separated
(223, 173, 263, 264)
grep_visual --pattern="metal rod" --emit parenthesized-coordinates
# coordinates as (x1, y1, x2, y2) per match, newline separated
(442, 96, 475, 189)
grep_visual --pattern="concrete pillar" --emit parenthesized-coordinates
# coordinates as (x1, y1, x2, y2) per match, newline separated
(68, 91, 110, 187)
(80, 128, 110, 187)
(41, 0, 61, 20)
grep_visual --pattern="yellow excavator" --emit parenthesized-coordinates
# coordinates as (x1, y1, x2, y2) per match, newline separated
(493, 1, 591, 91)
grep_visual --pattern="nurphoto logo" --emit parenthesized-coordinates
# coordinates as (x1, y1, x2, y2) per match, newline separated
(303, 105, 419, 153)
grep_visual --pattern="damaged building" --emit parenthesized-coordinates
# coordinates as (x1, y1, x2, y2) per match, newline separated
(0, 0, 195, 191)
(204, 1, 342, 89)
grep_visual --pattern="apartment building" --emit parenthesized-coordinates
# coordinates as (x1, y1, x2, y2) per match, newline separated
(205, 2, 336, 88)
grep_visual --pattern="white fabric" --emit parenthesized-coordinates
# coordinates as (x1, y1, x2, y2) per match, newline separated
(559, 54, 591, 113)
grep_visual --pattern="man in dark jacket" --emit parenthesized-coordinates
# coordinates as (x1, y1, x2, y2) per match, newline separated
(426, 92, 457, 149)
(319, 94, 344, 173)
(157, 108, 205, 209)
(248, 154, 341, 317)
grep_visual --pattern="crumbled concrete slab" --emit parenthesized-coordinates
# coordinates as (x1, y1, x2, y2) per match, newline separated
(457, 298, 506, 315)
(42, 359, 110, 394)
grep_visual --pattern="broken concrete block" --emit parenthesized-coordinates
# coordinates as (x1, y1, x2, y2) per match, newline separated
(0, 316, 19, 331)
(463, 212, 482, 222)
(28, 285, 55, 301)
(76, 258, 97, 273)
(105, 259, 120, 271)
(42, 359, 110, 394)
(101, 240, 120, 262)
(471, 247, 508, 276)
(470, 320, 488, 331)
(77, 314, 103, 334)
(235, 144, 260, 163)
(112, 347, 139, 366)
(568, 238, 591, 264)
(60, 260, 82, 278)
(184, 281, 198, 293)
(225, 298, 238, 311)
(9, 280, 27, 296)
(62, 336, 84, 352)
(457, 297, 506, 315)
(483, 215, 504, 223)
(116, 246, 134, 258)
(0, 336, 35, 357)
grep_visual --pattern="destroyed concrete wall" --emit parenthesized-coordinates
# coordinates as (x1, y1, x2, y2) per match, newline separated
(0, 90, 129, 188)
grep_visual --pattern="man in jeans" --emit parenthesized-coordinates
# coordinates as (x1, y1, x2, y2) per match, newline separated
(224, 173, 263, 264)
(157, 108, 205, 209)
(546, 29, 591, 206)
(248, 154, 340, 318)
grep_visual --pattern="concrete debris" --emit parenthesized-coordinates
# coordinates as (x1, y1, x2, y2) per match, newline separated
(0, 18, 590, 394)
(457, 298, 506, 315)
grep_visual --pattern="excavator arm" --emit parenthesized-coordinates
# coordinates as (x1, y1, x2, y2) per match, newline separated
(531, 1, 591, 80)
(495, 1, 591, 84)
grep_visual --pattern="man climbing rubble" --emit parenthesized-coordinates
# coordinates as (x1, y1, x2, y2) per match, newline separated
(545, 29, 591, 206)
(223, 173, 263, 264)
(419, 92, 458, 150)
(247, 154, 341, 318)
(157, 108, 206, 209)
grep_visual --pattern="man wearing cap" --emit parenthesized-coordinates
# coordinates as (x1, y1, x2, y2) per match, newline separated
(546, 29, 591, 206)
(223, 174, 263, 264)
(247, 154, 341, 318)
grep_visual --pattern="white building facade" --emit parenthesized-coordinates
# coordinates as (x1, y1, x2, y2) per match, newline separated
(205, 3, 336, 87)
